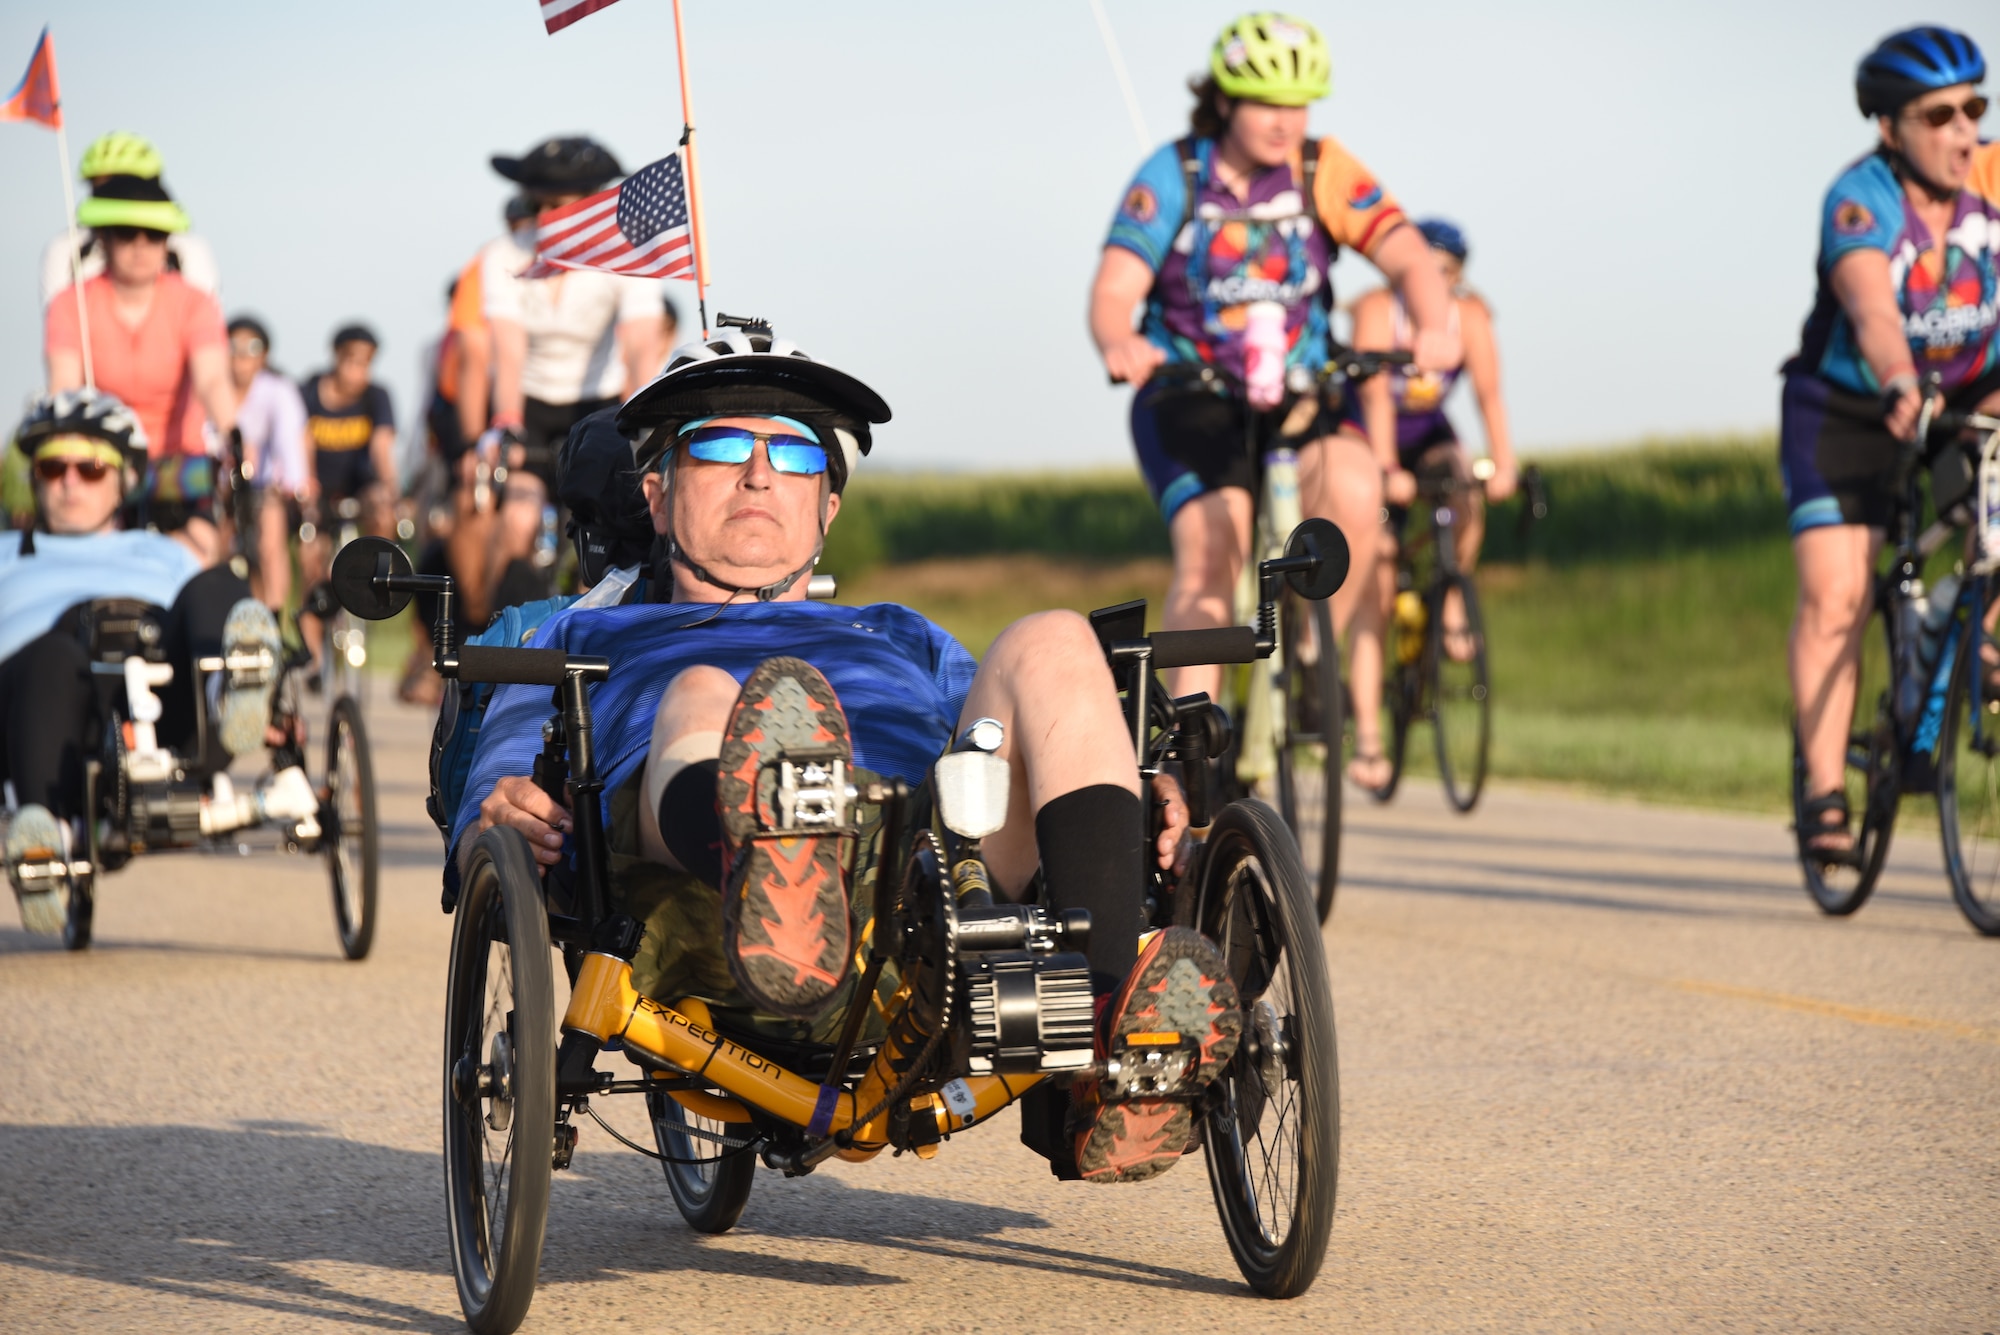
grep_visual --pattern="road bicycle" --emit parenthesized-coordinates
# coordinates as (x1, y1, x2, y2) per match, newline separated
(328, 519, 1349, 1333)
(1365, 459, 1547, 812)
(1792, 394, 2000, 936)
(1143, 348, 1408, 924)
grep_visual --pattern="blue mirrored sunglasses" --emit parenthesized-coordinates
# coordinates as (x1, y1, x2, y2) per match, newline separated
(679, 426, 828, 476)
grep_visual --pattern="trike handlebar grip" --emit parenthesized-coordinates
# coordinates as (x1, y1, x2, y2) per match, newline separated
(1148, 627, 1261, 669)
(455, 645, 572, 686)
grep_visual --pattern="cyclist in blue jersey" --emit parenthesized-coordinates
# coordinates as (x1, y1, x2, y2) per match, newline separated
(1344, 218, 1518, 784)
(1088, 12, 1460, 731)
(1784, 26, 2000, 857)
(462, 326, 1242, 1184)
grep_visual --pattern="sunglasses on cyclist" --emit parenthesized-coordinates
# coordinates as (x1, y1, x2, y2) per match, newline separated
(99, 225, 170, 245)
(34, 456, 114, 483)
(677, 425, 828, 476)
(1906, 94, 1988, 128)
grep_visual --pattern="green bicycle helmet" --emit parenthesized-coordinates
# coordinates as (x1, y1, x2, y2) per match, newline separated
(1210, 12, 1331, 106)
(77, 130, 162, 181)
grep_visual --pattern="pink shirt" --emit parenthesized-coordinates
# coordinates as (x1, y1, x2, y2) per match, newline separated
(45, 273, 226, 458)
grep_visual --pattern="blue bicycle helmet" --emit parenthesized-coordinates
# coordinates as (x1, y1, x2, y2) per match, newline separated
(1856, 26, 1985, 118)
(1416, 218, 1468, 261)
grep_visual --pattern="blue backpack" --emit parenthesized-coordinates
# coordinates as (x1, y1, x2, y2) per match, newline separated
(426, 594, 579, 845)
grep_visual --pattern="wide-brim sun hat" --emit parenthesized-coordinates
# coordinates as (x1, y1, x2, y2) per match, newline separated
(490, 136, 624, 193)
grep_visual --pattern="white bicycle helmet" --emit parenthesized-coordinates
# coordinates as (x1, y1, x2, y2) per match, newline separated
(617, 319, 890, 494)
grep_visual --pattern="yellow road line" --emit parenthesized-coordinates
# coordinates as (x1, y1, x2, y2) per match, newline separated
(1671, 978, 2000, 1046)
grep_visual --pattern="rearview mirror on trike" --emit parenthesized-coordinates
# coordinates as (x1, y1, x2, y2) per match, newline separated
(1281, 518, 1349, 602)
(330, 536, 415, 622)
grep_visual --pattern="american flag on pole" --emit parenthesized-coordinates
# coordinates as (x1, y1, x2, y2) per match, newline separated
(541, 0, 621, 35)
(523, 151, 696, 281)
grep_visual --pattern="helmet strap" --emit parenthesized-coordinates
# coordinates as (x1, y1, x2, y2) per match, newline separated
(655, 454, 830, 603)
(1886, 143, 1958, 204)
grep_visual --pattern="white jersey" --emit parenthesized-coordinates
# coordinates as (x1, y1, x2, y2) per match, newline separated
(40, 230, 220, 307)
(478, 233, 659, 406)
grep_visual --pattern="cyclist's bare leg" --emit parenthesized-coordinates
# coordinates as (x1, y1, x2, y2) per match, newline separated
(962, 610, 1141, 897)
(1790, 524, 1880, 844)
(1299, 430, 1391, 784)
(480, 472, 546, 605)
(364, 480, 396, 539)
(300, 529, 332, 664)
(1161, 487, 1253, 700)
(254, 491, 291, 611)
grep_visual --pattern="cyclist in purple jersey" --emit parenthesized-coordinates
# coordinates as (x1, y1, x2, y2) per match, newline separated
(1343, 218, 1517, 787)
(1088, 12, 1460, 715)
(466, 327, 1239, 1182)
(1783, 27, 2000, 858)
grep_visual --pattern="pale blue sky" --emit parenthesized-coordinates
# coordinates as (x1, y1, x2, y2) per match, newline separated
(0, 2, 1993, 470)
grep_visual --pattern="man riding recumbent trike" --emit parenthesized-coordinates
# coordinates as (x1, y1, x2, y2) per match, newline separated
(1, 389, 379, 957)
(331, 323, 1346, 1333)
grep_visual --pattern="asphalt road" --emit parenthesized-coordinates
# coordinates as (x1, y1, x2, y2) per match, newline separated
(2, 694, 1996, 1333)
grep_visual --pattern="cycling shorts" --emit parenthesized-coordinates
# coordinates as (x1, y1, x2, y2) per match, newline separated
(1131, 381, 1344, 525)
(314, 448, 379, 505)
(1386, 431, 1470, 537)
(1779, 374, 1898, 535)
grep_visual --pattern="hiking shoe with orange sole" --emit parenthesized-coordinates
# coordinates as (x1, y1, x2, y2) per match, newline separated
(1073, 926, 1242, 1184)
(716, 657, 856, 1019)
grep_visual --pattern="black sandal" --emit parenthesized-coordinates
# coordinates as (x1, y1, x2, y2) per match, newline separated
(1796, 789, 1858, 868)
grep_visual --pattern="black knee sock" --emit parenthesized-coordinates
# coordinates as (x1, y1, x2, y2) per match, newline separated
(1034, 784, 1145, 995)
(657, 759, 722, 888)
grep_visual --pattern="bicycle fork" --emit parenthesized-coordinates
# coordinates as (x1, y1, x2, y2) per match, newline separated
(1236, 448, 1303, 786)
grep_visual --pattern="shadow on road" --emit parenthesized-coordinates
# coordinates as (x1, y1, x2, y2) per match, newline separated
(0, 1121, 1230, 1326)
(0, 1122, 455, 1330)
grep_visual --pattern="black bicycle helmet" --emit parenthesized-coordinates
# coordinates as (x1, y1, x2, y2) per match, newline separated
(617, 321, 891, 495)
(16, 388, 149, 474)
(1856, 26, 1985, 118)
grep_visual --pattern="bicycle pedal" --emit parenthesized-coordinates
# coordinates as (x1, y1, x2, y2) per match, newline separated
(1098, 1033, 1203, 1101)
(758, 749, 858, 833)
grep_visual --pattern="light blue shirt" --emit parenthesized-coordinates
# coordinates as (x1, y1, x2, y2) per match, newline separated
(0, 529, 205, 663)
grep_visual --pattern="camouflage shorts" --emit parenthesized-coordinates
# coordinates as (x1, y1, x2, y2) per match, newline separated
(604, 765, 914, 1049)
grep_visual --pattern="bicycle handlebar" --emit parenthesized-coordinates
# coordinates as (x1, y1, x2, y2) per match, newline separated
(1147, 626, 1263, 669)
(1108, 343, 1416, 390)
(454, 645, 594, 687)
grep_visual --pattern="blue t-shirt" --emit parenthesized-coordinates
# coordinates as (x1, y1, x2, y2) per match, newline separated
(0, 529, 204, 663)
(449, 599, 979, 859)
(1790, 147, 2000, 396)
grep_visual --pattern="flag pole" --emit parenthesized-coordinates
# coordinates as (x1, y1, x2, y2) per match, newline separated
(670, 0, 710, 337)
(31, 28, 94, 393)
(1088, 0, 1150, 152)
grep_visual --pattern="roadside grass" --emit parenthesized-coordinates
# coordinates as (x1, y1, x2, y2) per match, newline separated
(844, 536, 1805, 814)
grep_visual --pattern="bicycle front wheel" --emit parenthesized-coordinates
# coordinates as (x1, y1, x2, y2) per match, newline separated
(1937, 611, 2000, 935)
(1195, 799, 1339, 1299)
(649, 1084, 757, 1233)
(1429, 573, 1490, 813)
(444, 828, 556, 1334)
(325, 695, 378, 960)
(1274, 590, 1342, 923)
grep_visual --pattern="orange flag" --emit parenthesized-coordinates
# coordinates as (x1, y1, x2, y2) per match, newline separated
(0, 26, 60, 129)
